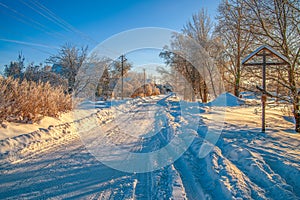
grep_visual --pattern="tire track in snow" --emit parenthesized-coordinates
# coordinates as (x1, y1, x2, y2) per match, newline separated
(3, 95, 298, 199)
(218, 129, 298, 199)
(242, 132, 300, 197)
(0, 102, 141, 199)
(244, 144, 300, 198)
(143, 98, 208, 200)
(80, 95, 183, 199)
(130, 97, 182, 199)
(172, 102, 266, 200)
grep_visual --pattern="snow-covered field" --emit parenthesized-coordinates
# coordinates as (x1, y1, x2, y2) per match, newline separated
(0, 94, 299, 199)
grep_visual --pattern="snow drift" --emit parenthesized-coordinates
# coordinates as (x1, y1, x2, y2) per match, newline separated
(208, 92, 245, 107)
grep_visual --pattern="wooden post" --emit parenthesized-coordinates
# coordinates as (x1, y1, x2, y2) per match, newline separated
(242, 45, 290, 133)
(143, 68, 146, 97)
(121, 55, 124, 100)
(262, 50, 266, 132)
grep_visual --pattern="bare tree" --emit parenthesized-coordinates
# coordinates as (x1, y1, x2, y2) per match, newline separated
(4, 53, 25, 78)
(23, 62, 68, 89)
(47, 43, 88, 93)
(215, 0, 254, 97)
(160, 9, 222, 102)
(243, 0, 300, 132)
(183, 9, 213, 51)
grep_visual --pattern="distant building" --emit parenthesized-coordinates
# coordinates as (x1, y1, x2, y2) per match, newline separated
(51, 64, 64, 75)
(156, 83, 173, 94)
(43, 65, 52, 72)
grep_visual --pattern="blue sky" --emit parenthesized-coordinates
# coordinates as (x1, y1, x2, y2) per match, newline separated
(0, 0, 221, 72)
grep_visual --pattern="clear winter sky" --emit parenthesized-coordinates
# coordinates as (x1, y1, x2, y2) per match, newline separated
(0, 0, 221, 73)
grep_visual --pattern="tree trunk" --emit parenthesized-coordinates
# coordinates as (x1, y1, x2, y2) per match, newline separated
(203, 83, 208, 103)
(293, 97, 300, 132)
(289, 64, 300, 132)
(234, 78, 240, 97)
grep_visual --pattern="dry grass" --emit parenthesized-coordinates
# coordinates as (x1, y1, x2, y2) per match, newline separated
(0, 77, 72, 123)
(131, 83, 161, 98)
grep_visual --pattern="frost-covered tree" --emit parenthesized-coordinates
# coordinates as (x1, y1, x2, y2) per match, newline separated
(160, 9, 221, 102)
(23, 62, 68, 89)
(4, 53, 25, 78)
(47, 43, 88, 93)
(215, 0, 254, 97)
(243, 0, 300, 132)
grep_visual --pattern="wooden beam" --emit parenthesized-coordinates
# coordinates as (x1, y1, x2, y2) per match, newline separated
(243, 62, 288, 66)
(242, 45, 290, 65)
(256, 53, 274, 56)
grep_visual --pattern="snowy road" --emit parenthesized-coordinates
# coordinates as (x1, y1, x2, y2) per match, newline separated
(0, 95, 299, 199)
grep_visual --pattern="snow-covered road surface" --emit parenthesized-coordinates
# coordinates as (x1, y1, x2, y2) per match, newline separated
(0, 95, 299, 199)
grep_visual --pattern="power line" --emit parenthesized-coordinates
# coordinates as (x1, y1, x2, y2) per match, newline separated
(0, 39, 59, 50)
(19, 0, 69, 39)
(1, 1, 99, 45)
(30, 0, 98, 45)
(0, 2, 58, 38)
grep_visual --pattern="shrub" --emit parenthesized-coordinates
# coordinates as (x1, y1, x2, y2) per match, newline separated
(0, 77, 72, 123)
(131, 83, 161, 98)
(24, 70, 68, 90)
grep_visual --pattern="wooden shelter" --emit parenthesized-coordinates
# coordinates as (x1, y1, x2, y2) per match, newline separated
(242, 45, 290, 132)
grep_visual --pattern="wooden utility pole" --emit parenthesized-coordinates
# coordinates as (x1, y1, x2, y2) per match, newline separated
(143, 68, 146, 97)
(120, 55, 126, 100)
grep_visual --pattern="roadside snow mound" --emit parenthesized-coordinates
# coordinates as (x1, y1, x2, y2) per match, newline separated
(240, 91, 258, 100)
(208, 92, 245, 107)
(0, 109, 114, 163)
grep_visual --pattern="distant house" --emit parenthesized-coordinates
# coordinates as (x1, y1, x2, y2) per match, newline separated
(51, 64, 64, 75)
(43, 65, 52, 72)
(156, 83, 173, 94)
(164, 83, 173, 93)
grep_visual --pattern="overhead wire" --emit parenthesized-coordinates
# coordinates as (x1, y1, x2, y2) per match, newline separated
(0, 39, 59, 50)
(30, 0, 99, 45)
(1, 0, 122, 60)
(29, 0, 123, 57)
(0, 2, 58, 38)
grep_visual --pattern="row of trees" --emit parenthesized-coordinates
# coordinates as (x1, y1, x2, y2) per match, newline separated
(3, 44, 134, 100)
(159, 0, 299, 131)
(3, 44, 87, 92)
(2, 0, 299, 130)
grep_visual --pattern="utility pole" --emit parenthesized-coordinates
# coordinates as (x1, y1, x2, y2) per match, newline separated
(143, 68, 146, 97)
(120, 55, 126, 100)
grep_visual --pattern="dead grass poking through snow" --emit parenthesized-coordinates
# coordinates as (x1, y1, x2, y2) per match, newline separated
(0, 77, 72, 124)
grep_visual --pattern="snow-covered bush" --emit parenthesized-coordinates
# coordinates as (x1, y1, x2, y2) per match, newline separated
(0, 77, 72, 123)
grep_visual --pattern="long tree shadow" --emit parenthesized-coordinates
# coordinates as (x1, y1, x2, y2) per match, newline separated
(0, 145, 132, 199)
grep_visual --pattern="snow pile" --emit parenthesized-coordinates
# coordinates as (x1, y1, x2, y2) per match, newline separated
(240, 91, 258, 100)
(0, 98, 143, 163)
(0, 109, 114, 163)
(208, 92, 245, 107)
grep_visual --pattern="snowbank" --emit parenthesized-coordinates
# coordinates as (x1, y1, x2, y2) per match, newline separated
(0, 109, 114, 163)
(0, 98, 142, 163)
(208, 92, 245, 107)
(0, 109, 98, 140)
